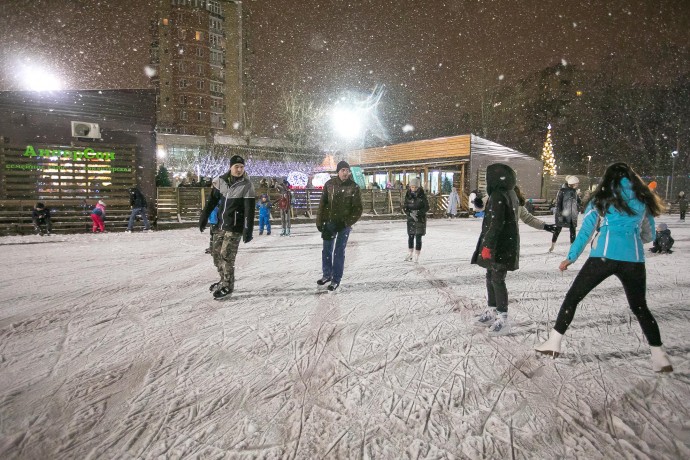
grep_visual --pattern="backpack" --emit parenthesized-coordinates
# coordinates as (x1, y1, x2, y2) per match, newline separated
(208, 207, 219, 225)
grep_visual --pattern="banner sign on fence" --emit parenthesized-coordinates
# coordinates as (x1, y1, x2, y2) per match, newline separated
(350, 166, 366, 189)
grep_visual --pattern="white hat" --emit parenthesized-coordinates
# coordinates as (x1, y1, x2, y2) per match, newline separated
(409, 177, 421, 188)
(98, 200, 106, 206)
(567, 175, 579, 185)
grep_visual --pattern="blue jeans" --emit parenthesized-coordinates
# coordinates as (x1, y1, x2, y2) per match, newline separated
(322, 225, 352, 283)
(127, 207, 150, 230)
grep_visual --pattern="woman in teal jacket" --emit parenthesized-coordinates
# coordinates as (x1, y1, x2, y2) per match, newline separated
(535, 162, 673, 373)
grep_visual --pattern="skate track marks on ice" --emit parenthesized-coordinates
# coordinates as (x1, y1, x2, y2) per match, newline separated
(0, 219, 688, 458)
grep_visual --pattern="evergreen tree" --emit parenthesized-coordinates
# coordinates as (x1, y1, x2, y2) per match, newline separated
(541, 124, 557, 176)
(156, 165, 171, 187)
(441, 176, 452, 194)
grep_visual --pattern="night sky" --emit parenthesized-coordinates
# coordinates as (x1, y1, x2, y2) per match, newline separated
(1, 0, 689, 139)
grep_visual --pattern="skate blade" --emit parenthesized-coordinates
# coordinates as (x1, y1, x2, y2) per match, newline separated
(655, 365, 673, 373)
(535, 350, 560, 358)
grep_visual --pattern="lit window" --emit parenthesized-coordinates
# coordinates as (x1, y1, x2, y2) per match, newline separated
(162, 18, 169, 26)
(196, 31, 202, 41)
(576, 90, 584, 96)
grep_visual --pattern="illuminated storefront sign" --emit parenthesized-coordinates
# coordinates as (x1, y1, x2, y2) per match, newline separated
(4, 145, 132, 173)
(23, 145, 116, 161)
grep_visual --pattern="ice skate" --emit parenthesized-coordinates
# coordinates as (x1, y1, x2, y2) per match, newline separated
(650, 346, 673, 373)
(413, 250, 421, 263)
(487, 313, 510, 336)
(327, 282, 340, 292)
(535, 330, 563, 358)
(548, 242, 556, 252)
(213, 286, 232, 300)
(209, 281, 222, 292)
(404, 249, 413, 261)
(317, 276, 331, 286)
(475, 308, 496, 325)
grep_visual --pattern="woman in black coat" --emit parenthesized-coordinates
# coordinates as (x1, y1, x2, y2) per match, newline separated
(403, 177, 429, 263)
(471, 163, 520, 336)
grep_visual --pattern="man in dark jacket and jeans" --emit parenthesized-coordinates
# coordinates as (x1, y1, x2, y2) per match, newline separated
(199, 155, 256, 300)
(316, 160, 363, 291)
(126, 186, 150, 232)
(471, 163, 521, 336)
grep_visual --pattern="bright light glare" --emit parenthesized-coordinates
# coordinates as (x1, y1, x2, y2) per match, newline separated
(16, 61, 63, 91)
(156, 146, 167, 159)
(331, 108, 363, 140)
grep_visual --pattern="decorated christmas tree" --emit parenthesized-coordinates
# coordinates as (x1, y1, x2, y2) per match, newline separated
(541, 124, 557, 176)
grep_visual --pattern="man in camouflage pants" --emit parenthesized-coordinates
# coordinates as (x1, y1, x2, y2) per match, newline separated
(199, 155, 256, 300)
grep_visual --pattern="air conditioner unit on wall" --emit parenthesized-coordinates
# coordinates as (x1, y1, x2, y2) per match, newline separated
(71, 121, 101, 139)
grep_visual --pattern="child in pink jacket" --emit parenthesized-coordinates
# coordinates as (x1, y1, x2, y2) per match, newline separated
(90, 200, 107, 233)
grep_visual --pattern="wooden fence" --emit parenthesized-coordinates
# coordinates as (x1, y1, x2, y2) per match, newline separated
(155, 187, 458, 223)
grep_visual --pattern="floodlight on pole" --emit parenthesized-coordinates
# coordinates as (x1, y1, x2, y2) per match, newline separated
(331, 107, 364, 140)
(670, 150, 679, 198)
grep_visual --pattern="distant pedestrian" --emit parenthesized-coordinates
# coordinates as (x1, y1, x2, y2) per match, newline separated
(126, 187, 151, 233)
(403, 177, 429, 263)
(90, 200, 106, 233)
(277, 180, 292, 236)
(678, 191, 687, 222)
(446, 186, 460, 218)
(31, 202, 52, 235)
(535, 162, 673, 373)
(315, 160, 363, 291)
(550, 175, 581, 252)
(256, 194, 273, 235)
(199, 155, 256, 300)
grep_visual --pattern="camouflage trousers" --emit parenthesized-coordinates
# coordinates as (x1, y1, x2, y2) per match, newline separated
(211, 230, 242, 291)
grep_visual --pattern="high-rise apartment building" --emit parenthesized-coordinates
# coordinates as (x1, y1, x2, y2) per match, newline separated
(150, 0, 245, 136)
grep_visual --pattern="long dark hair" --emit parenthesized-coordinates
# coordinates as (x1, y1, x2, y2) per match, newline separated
(514, 185, 526, 206)
(591, 162, 665, 217)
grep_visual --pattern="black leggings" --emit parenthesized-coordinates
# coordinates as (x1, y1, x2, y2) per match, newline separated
(554, 258, 662, 346)
(408, 235, 422, 250)
(486, 266, 509, 313)
(552, 222, 577, 243)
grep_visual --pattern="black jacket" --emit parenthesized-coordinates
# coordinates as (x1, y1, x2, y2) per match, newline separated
(32, 208, 51, 223)
(316, 176, 363, 231)
(129, 187, 147, 208)
(200, 172, 256, 241)
(404, 188, 429, 236)
(555, 185, 580, 226)
(471, 163, 521, 271)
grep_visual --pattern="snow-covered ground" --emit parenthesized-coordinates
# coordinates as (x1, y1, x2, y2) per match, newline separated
(1, 218, 688, 459)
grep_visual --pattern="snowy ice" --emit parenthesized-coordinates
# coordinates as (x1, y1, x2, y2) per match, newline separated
(0, 218, 688, 458)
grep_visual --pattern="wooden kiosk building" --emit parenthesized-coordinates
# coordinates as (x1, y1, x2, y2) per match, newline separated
(347, 134, 543, 208)
(0, 90, 157, 234)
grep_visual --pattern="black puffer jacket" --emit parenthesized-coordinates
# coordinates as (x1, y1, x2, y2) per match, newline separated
(316, 176, 363, 231)
(129, 187, 147, 208)
(200, 172, 256, 241)
(471, 163, 521, 271)
(404, 188, 429, 236)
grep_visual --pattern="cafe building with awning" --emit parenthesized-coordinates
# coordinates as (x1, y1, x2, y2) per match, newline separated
(347, 134, 543, 205)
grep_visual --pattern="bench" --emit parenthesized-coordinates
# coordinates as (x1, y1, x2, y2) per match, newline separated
(0, 201, 153, 236)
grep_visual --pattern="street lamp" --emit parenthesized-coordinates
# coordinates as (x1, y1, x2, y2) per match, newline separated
(670, 150, 679, 199)
(586, 155, 592, 191)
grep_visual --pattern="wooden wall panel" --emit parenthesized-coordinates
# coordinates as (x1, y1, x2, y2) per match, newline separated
(349, 135, 471, 166)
